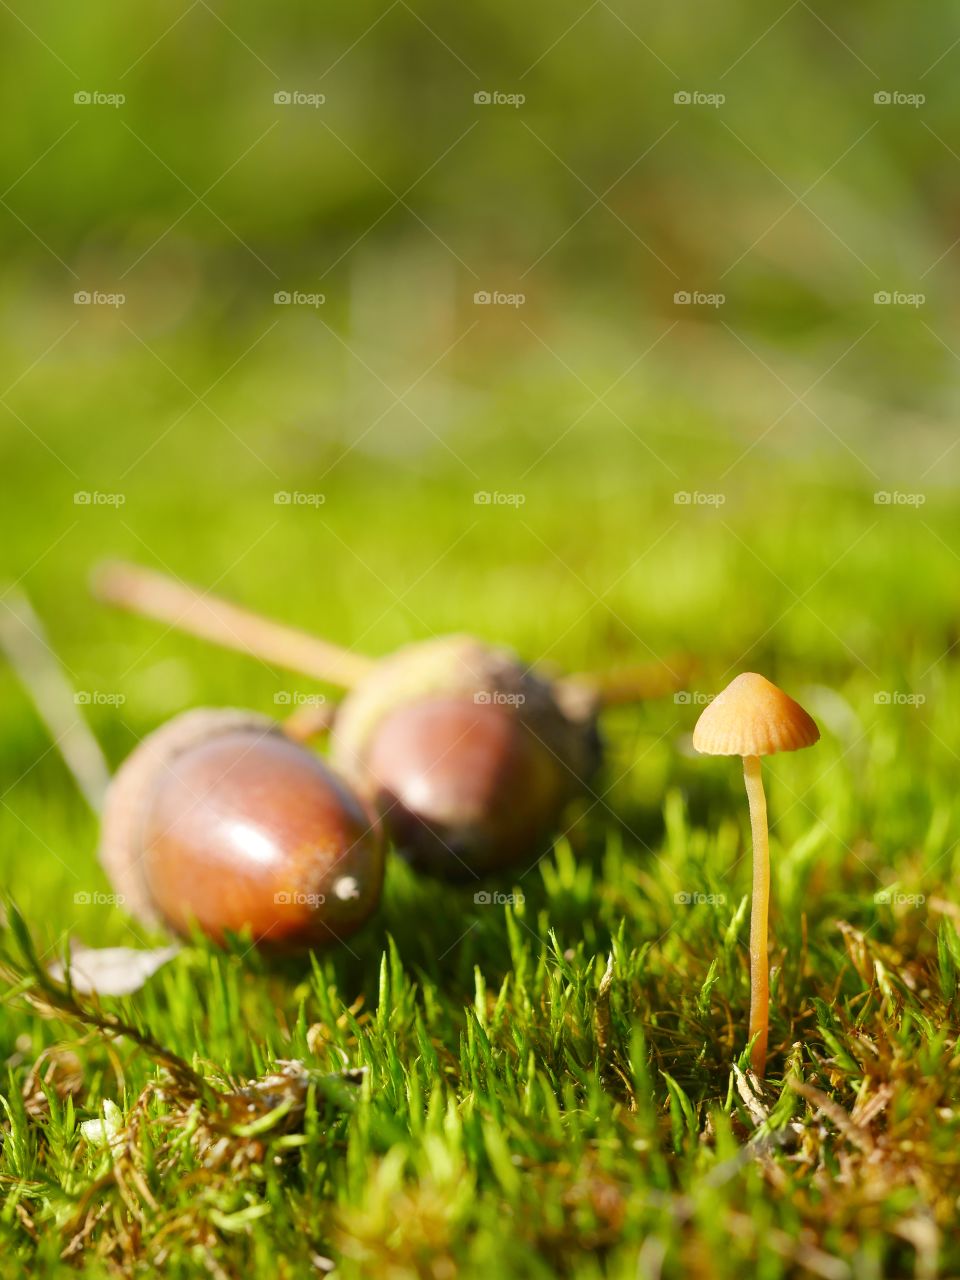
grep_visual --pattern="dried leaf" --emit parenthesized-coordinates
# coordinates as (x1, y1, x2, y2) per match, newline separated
(49, 944, 180, 996)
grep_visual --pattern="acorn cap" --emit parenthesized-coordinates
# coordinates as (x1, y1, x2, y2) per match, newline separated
(331, 634, 600, 788)
(692, 673, 819, 757)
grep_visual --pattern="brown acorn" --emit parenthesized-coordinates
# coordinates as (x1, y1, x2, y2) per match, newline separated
(330, 636, 601, 878)
(94, 563, 688, 883)
(100, 708, 383, 949)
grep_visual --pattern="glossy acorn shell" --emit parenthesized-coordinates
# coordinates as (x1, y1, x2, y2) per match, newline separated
(100, 709, 383, 949)
(331, 636, 601, 878)
(359, 694, 571, 877)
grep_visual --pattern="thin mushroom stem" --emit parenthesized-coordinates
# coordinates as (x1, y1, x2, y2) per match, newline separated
(742, 753, 770, 1076)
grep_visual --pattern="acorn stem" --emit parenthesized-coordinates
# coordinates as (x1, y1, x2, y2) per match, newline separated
(95, 562, 682, 710)
(93, 561, 375, 689)
(742, 753, 770, 1077)
(283, 701, 337, 742)
(561, 656, 695, 708)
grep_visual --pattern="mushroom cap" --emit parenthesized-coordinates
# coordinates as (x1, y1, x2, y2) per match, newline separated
(692, 672, 819, 757)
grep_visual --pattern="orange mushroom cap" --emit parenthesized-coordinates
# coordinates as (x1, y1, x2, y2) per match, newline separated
(692, 672, 819, 757)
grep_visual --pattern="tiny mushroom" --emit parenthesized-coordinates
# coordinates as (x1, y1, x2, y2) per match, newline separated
(692, 672, 819, 1076)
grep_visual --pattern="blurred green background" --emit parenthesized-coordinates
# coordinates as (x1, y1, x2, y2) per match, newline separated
(1, 1, 958, 939)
